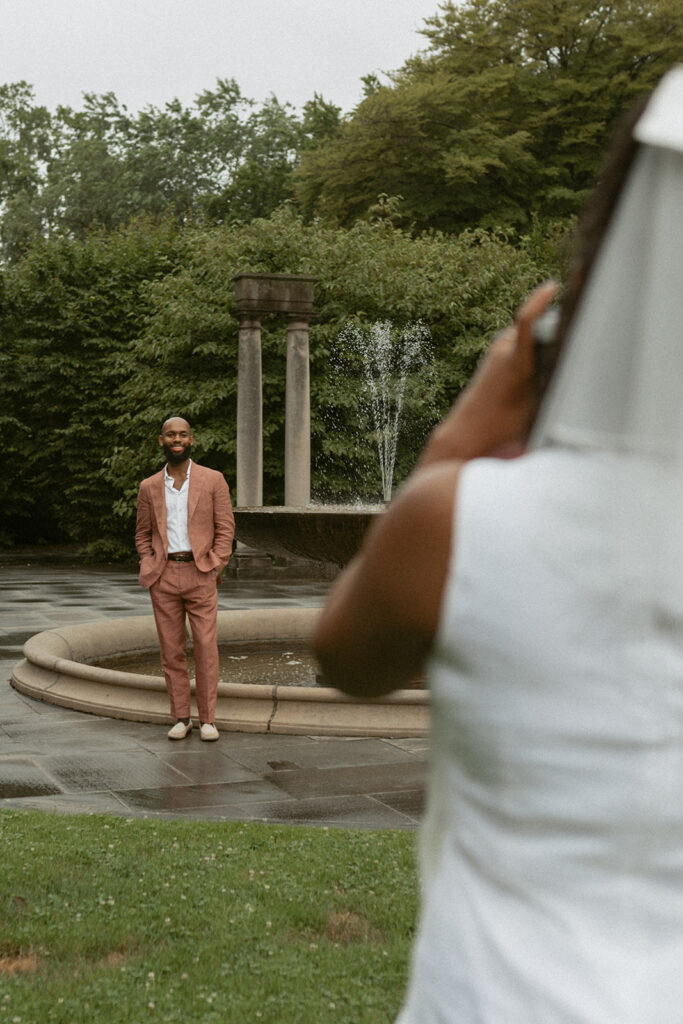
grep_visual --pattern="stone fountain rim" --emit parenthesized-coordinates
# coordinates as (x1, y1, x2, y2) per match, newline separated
(234, 505, 384, 513)
(11, 608, 428, 738)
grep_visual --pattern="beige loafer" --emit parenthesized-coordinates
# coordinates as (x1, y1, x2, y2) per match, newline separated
(200, 723, 219, 742)
(168, 720, 193, 740)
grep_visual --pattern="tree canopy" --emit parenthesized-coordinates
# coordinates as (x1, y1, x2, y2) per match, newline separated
(0, 79, 341, 261)
(2, 0, 678, 254)
(293, 0, 683, 232)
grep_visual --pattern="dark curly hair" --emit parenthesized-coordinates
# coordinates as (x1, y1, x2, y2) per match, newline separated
(557, 94, 651, 350)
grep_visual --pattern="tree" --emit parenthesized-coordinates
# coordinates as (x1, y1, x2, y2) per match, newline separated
(28, 80, 249, 240)
(0, 80, 342, 261)
(0, 218, 186, 547)
(0, 82, 53, 259)
(202, 96, 304, 224)
(294, 0, 683, 232)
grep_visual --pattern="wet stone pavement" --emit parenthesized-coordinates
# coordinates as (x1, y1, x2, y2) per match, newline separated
(0, 565, 427, 828)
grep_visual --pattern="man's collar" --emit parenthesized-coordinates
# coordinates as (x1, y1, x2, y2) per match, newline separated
(164, 459, 192, 480)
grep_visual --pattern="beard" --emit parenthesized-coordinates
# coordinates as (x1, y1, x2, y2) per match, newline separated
(163, 443, 192, 465)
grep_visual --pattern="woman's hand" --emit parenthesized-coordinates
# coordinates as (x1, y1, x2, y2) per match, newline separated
(419, 280, 558, 467)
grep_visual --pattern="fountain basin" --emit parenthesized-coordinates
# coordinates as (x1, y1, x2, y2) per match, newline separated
(11, 608, 428, 737)
(234, 507, 381, 567)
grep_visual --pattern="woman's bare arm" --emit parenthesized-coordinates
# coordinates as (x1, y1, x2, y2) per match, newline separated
(314, 463, 461, 696)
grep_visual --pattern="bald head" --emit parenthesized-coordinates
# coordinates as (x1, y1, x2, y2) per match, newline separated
(160, 416, 191, 434)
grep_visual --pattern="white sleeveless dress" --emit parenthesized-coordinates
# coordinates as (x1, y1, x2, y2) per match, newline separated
(396, 448, 683, 1024)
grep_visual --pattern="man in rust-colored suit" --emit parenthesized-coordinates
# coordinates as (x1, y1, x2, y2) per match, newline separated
(135, 417, 235, 741)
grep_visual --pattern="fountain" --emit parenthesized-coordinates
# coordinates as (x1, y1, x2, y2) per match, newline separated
(12, 610, 427, 736)
(334, 318, 434, 504)
(232, 275, 434, 563)
(231, 273, 380, 566)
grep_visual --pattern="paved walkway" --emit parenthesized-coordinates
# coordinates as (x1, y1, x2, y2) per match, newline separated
(0, 565, 427, 828)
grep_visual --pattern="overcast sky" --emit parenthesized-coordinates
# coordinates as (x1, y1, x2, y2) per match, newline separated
(2, 0, 449, 115)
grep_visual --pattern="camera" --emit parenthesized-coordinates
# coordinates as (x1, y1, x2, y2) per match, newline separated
(533, 305, 562, 398)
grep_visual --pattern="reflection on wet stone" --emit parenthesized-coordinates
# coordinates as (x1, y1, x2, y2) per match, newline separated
(41, 752, 191, 792)
(96, 641, 321, 687)
(0, 758, 62, 799)
(116, 778, 288, 813)
(160, 753, 256, 786)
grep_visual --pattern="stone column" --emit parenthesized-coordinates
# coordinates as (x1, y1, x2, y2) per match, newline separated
(285, 318, 311, 507)
(236, 317, 263, 507)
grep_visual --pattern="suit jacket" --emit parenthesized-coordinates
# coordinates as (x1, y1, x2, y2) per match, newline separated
(135, 462, 235, 589)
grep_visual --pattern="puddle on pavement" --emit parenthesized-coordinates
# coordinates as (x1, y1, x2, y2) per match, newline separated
(0, 758, 62, 799)
(96, 640, 322, 687)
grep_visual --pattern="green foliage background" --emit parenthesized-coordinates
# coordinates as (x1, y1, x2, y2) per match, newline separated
(0, 219, 186, 550)
(0, 207, 566, 553)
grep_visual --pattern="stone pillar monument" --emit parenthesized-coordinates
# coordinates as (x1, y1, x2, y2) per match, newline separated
(233, 273, 315, 508)
(236, 317, 263, 507)
(285, 319, 311, 506)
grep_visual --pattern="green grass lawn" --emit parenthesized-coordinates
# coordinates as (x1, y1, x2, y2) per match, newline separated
(0, 810, 418, 1023)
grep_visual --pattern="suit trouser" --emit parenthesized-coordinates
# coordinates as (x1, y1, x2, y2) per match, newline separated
(149, 561, 219, 723)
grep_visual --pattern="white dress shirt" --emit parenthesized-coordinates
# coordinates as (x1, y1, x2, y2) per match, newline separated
(164, 460, 192, 553)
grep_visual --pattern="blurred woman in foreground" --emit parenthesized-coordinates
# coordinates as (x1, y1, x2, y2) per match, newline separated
(314, 67, 683, 1024)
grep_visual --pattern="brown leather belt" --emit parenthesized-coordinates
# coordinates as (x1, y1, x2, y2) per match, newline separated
(167, 552, 194, 562)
